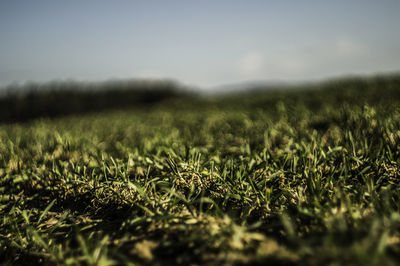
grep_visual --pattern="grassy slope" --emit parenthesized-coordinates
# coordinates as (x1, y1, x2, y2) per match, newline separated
(1, 76, 400, 265)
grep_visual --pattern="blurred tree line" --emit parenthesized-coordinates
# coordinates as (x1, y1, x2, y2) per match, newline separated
(0, 79, 189, 123)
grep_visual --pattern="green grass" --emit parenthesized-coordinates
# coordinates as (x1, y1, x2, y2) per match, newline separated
(1, 76, 400, 265)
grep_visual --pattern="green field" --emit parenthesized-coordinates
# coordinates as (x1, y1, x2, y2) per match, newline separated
(1, 76, 400, 265)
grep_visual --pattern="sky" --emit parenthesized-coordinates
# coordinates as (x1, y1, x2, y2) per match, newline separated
(0, 0, 399, 89)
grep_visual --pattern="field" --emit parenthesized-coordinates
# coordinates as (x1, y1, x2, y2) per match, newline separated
(1, 76, 400, 265)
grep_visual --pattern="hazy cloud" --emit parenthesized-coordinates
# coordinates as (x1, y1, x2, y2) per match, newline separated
(334, 38, 367, 57)
(237, 52, 265, 78)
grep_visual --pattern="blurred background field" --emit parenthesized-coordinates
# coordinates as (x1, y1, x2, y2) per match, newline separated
(1, 74, 400, 123)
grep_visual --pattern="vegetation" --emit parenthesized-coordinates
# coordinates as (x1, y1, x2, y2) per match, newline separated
(1, 75, 400, 265)
(0, 79, 187, 123)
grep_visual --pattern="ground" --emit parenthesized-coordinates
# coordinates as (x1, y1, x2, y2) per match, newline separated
(1, 76, 400, 265)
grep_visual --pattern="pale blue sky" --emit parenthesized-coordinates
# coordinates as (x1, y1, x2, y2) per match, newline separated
(1, 1, 399, 89)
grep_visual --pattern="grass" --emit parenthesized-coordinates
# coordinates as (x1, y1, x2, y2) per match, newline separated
(1, 75, 400, 265)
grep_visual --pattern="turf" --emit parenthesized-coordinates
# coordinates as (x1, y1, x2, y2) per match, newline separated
(1, 76, 400, 265)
